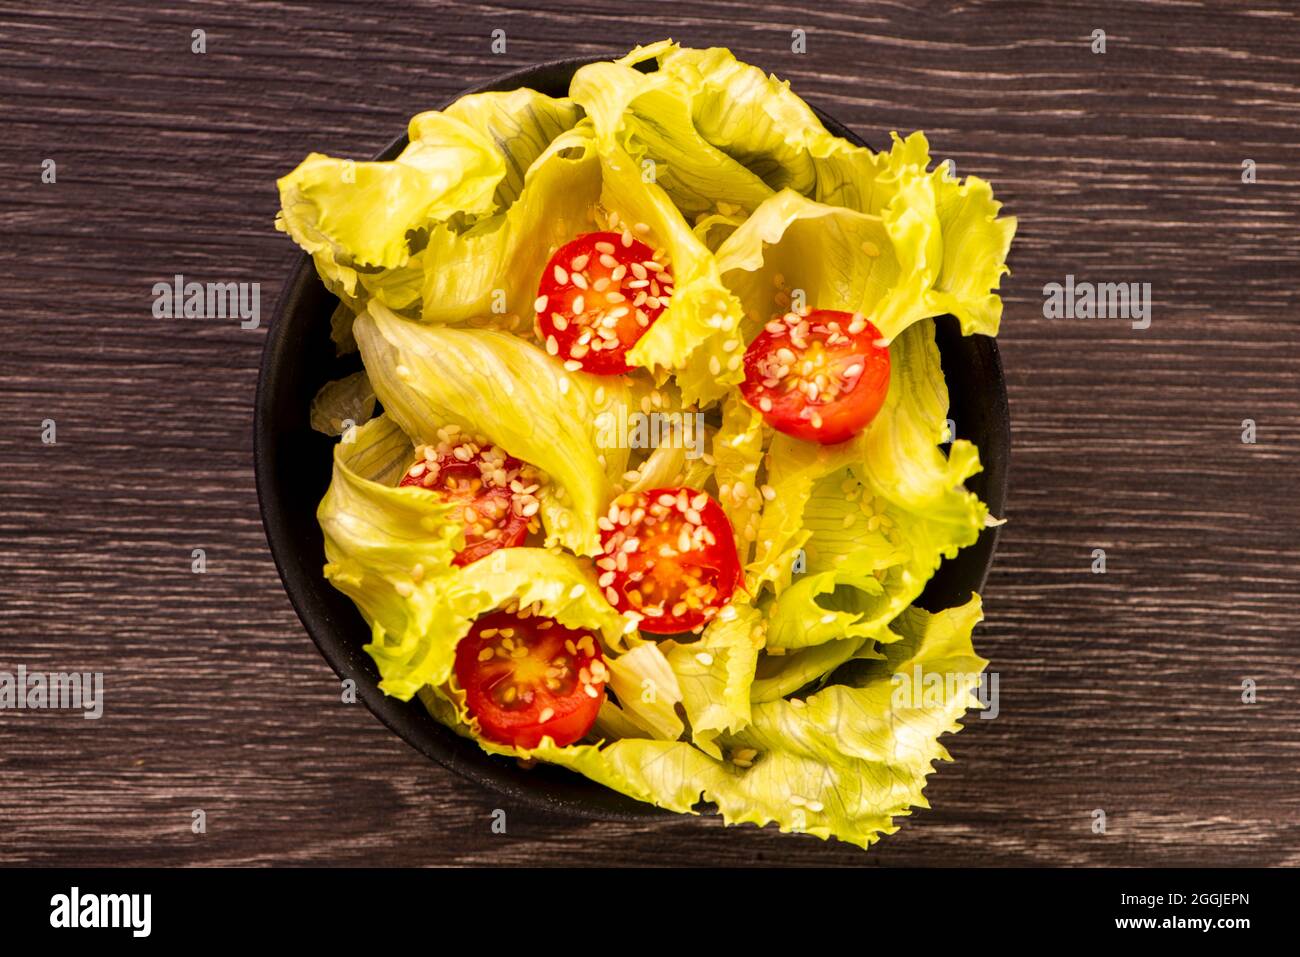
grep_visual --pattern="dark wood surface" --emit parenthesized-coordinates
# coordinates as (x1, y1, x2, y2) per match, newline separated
(2, 0, 1297, 867)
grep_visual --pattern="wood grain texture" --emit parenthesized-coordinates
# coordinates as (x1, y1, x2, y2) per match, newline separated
(1, 0, 1298, 867)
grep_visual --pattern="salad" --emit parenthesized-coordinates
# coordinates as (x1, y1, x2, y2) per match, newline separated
(276, 41, 1016, 849)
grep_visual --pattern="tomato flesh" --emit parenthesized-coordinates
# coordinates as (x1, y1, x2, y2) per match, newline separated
(453, 609, 607, 749)
(399, 432, 542, 567)
(740, 309, 891, 445)
(535, 230, 673, 375)
(597, 487, 741, 634)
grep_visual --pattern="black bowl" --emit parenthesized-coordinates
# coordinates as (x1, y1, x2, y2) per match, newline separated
(254, 55, 1010, 822)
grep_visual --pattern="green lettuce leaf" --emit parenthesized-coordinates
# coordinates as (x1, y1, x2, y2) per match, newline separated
(571, 41, 849, 218)
(662, 602, 765, 755)
(416, 121, 603, 327)
(376, 546, 624, 700)
(763, 567, 884, 651)
(713, 182, 939, 346)
(925, 159, 1018, 336)
(597, 143, 748, 406)
(604, 641, 686, 740)
(441, 89, 585, 211)
(711, 392, 767, 564)
(749, 319, 986, 660)
(425, 594, 987, 849)
(746, 432, 866, 594)
(318, 416, 464, 697)
(707, 596, 988, 846)
(277, 92, 586, 319)
(354, 303, 613, 556)
(812, 131, 1017, 336)
(275, 111, 506, 306)
(319, 415, 627, 699)
(750, 636, 883, 704)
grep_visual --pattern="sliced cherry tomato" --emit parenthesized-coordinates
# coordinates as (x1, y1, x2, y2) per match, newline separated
(399, 432, 542, 567)
(535, 230, 673, 375)
(740, 309, 891, 445)
(597, 486, 741, 634)
(453, 609, 607, 749)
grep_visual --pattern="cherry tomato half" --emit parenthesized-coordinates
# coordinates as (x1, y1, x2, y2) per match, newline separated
(453, 609, 607, 749)
(597, 487, 741, 634)
(740, 309, 891, 445)
(535, 230, 674, 375)
(400, 433, 542, 567)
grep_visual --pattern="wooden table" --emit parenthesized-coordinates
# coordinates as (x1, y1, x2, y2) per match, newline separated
(2, 0, 1297, 867)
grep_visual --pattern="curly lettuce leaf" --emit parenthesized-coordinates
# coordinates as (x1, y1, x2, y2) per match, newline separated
(763, 567, 884, 651)
(354, 304, 614, 556)
(427, 594, 987, 850)
(925, 159, 1018, 336)
(750, 636, 883, 704)
(319, 416, 626, 699)
(604, 641, 686, 740)
(377, 546, 623, 701)
(275, 112, 506, 305)
(714, 182, 939, 346)
(752, 319, 987, 666)
(277, 92, 586, 319)
(597, 143, 748, 406)
(571, 41, 848, 218)
(662, 603, 765, 755)
(318, 416, 464, 696)
(571, 44, 774, 219)
(746, 432, 865, 594)
(417, 122, 603, 326)
(711, 393, 767, 563)
(708, 596, 987, 846)
(441, 89, 585, 211)
(810, 128, 931, 218)
(813, 131, 1017, 337)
